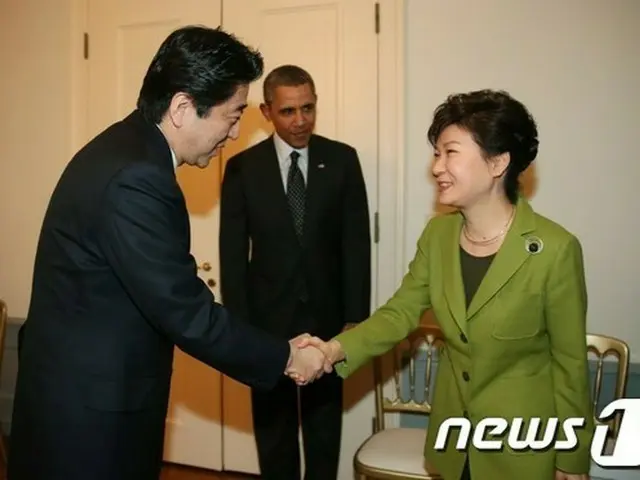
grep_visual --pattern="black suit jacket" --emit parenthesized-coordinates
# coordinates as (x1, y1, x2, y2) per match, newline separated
(9, 111, 289, 480)
(219, 134, 371, 341)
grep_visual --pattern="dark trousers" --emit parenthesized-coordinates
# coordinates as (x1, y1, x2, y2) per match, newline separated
(17, 322, 25, 358)
(251, 302, 343, 480)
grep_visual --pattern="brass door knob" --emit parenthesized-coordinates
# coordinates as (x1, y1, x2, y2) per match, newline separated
(198, 262, 212, 272)
(207, 278, 216, 287)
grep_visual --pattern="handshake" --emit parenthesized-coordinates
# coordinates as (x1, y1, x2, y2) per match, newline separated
(284, 334, 345, 386)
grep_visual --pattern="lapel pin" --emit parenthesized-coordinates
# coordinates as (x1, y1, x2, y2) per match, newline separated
(525, 236, 543, 255)
(318, 163, 325, 168)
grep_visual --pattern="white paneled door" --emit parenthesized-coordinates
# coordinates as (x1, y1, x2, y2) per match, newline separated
(221, 1, 379, 477)
(86, 0, 379, 477)
(86, 0, 225, 471)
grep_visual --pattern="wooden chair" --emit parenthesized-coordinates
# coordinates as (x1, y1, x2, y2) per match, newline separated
(0, 300, 8, 467)
(586, 333, 630, 439)
(353, 325, 444, 480)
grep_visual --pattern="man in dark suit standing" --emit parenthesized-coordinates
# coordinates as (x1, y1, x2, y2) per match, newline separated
(219, 65, 372, 480)
(9, 28, 327, 480)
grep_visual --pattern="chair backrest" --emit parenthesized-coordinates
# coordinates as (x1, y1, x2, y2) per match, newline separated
(586, 333, 630, 438)
(373, 324, 445, 431)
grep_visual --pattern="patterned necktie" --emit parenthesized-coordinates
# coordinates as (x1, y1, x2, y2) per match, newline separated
(286, 150, 306, 240)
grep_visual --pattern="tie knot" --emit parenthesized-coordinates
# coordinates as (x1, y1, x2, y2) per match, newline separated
(290, 150, 300, 164)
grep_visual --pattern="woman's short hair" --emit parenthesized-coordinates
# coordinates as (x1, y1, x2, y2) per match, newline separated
(427, 89, 539, 204)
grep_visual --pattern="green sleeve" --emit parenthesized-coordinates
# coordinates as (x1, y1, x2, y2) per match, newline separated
(546, 236, 595, 474)
(333, 222, 433, 377)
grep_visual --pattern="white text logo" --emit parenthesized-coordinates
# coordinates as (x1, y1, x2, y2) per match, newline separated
(433, 398, 640, 467)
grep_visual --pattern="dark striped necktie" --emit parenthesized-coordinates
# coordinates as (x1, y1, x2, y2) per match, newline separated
(286, 150, 306, 240)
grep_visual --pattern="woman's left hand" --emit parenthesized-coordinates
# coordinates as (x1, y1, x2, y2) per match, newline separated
(555, 470, 589, 480)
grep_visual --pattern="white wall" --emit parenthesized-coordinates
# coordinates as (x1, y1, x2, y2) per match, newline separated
(404, 0, 640, 361)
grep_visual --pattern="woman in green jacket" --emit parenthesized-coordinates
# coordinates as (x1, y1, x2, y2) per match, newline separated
(297, 89, 594, 479)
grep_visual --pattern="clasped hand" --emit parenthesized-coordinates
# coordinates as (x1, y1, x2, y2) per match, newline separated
(285, 334, 335, 386)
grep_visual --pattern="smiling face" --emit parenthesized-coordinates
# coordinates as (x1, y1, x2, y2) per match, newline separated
(260, 83, 316, 148)
(431, 124, 510, 209)
(164, 85, 249, 168)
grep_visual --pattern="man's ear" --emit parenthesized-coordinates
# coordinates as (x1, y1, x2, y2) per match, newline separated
(490, 152, 510, 178)
(259, 102, 272, 122)
(166, 92, 192, 128)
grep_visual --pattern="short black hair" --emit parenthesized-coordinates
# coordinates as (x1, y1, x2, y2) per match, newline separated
(137, 25, 263, 123)
(427, 89, 539, 204)
(262, 64, 316, 104)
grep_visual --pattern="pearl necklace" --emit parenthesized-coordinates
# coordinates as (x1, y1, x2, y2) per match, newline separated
(463, 207, 516, 246)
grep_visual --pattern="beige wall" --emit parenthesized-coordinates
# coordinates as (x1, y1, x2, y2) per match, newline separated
(0, 0, 79, 431)
(0, 0, 81, 319)
(404, 0, 640, 360)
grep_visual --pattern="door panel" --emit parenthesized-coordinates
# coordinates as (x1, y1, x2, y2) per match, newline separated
(86, 0, 224, 470)
(220, 1, 378, 477)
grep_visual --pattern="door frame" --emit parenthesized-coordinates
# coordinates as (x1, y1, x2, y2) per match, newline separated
(375, 0, 406, 430)
(69, 0, 90, 158)
(376, 0, 406, 310)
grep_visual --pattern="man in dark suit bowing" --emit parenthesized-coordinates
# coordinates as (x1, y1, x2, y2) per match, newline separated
(219, 65, 372, 480)
(9, 28, 328, 480)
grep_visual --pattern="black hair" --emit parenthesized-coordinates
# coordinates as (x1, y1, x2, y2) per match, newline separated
(262, 64, 316, 104)
(137, 25, 263, 123)
(427, 89, 539, 204)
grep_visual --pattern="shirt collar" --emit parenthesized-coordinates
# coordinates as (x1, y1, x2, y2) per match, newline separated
(168, 147, 177, 170)
(273, 132, 308, 165)
(156, 124, 177, 171)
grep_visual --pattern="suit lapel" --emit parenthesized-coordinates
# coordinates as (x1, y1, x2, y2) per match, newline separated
(257, 138, 300, 242)
(440, 198, 538, 329)
(441, 214, 467, 333)
(466, 198, 537, 320)
(302, 136, 325, 244)
(258, 135, 327, 245)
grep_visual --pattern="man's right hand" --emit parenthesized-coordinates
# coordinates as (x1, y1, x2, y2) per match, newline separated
(285, 337, 332, 385)
(296, 335, 345, 366)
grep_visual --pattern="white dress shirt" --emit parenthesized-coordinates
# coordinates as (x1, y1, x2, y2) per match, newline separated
(156, 124, 178, 171)
(273, 132, 308, 192)
(168, 147, 177, 170)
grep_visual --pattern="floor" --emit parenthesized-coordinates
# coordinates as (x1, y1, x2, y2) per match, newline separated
(160, 464, 258, 480)
(0, 436, 259, 480)
(0, 463, 257, 480)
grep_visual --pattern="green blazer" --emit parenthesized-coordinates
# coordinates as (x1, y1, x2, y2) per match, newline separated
(335, 198, 594, 480)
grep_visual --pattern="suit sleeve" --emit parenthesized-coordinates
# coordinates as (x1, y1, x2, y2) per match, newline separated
(219, 156, 250, 322)
(333, 221, 433, 377)
(545, 235, 594, 474)
(341, 147, 372, 326)
(97, 163, 289, 391)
